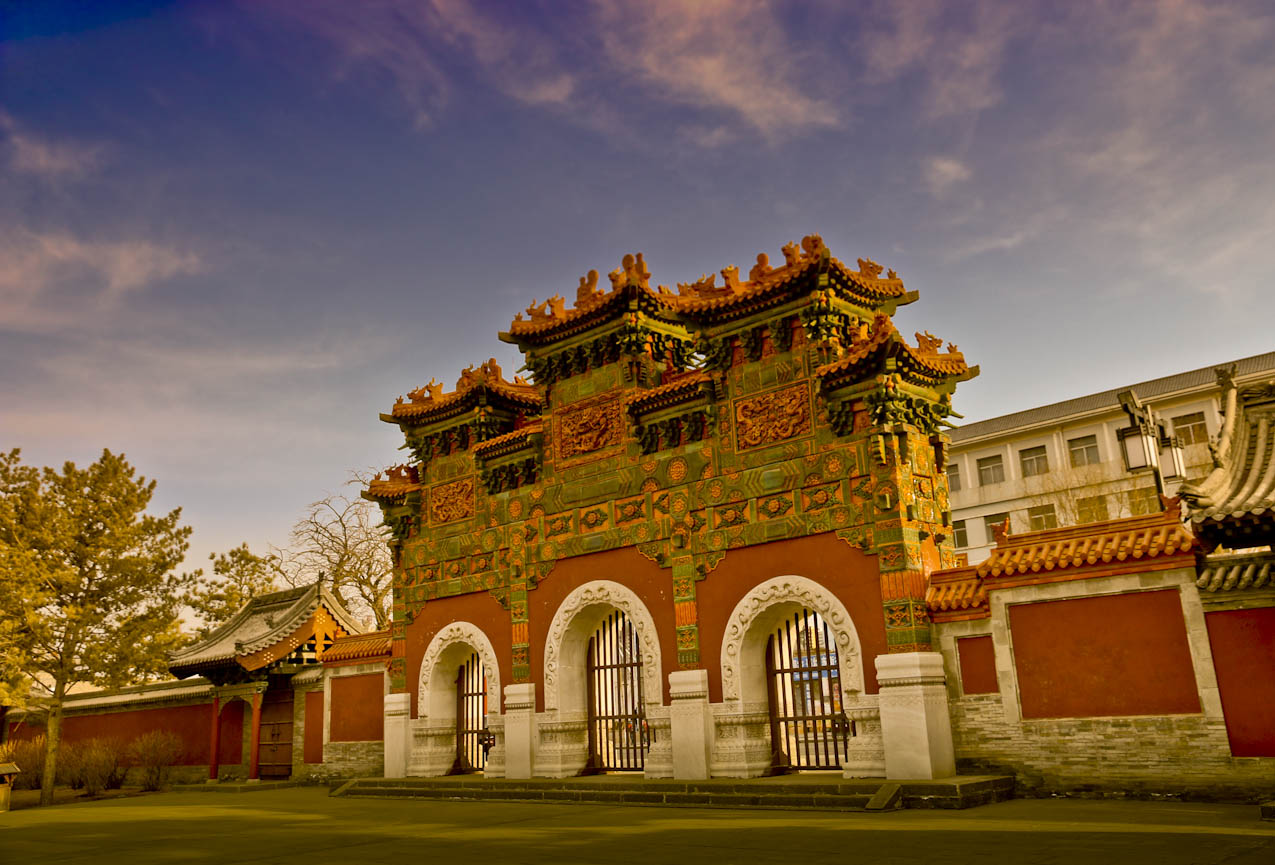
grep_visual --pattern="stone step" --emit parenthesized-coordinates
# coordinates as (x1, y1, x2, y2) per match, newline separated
(329, 775, 1014, 811)
(337, 781, 878, 811)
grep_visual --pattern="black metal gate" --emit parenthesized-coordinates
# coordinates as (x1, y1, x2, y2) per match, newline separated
(450, 652, 488, 774)
(766, 608, 852, 771)
(585, 610, 649, 772)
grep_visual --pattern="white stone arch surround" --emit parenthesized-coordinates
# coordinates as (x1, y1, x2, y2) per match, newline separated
(720, 575, 864, 707)
(417, 621, 502, 722)
(543, 580, 663, 714)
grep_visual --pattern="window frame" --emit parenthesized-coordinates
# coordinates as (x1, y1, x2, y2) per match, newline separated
(1027, 504, 1058, 531)
(977, 454, 1005, 486)
(952, 519, 968, 548)
(1172, 412, 1208, 446)
(1068, 434, 1100, 468)
(946, 462, 962, 493)
(1019, 445, 1050, 478)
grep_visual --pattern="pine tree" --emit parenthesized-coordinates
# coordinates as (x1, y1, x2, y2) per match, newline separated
(0, 448, 193, 806)
(183, 543, 279, 639)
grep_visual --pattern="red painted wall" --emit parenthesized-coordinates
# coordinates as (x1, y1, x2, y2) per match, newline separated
(1205, 607, 1275, 757)
(303, 690, 325, 763)
(330, 674, 384, 742)
(1010, 590, 1200, 719)
(957, 635, 998, 694)
(405, 589, 511, 720)
(8, 701, 244, 766)
(402, 533, 885, 712)
(696, 532, 887, 702)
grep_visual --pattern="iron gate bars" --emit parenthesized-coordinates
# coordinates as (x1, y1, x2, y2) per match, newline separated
(450, 652, 488, 774)
(766, 608, 853, 771)
(585, 610, 649, 772)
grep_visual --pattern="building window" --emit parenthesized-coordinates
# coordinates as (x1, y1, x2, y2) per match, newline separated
(983, 512, 1010, 542)
(977, 455, 1005, 486)
(952, 520, 968, 548)
(1127, 486, 1160, 516)
(946, 462, 961, 493)
(1068, 434, 1100, 467)
(1077, 495, 1109, 524)
(1028, 504, 1058, 531)
(1172, 412, 1208, 446)
(1019, 445, 1049, 478)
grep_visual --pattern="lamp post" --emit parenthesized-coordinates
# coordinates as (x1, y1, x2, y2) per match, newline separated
(1117, 389, 1186, 498)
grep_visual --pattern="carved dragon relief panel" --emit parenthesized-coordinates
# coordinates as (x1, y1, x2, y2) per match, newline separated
(429, 477, 475, 524)
(732, 383, 812, 450)
(555, 396, 624, 462)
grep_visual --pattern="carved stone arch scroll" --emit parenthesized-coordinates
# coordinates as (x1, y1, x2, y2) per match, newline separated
(543, 580, 663, 713)
(720, 575, 864, 704)
(417, 621, 501, 720)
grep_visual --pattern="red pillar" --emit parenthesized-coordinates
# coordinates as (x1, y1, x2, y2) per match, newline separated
(208, 696, 222, 781)
(248, 692, 263, 781)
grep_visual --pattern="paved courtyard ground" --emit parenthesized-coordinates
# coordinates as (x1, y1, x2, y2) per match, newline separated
(2, 786, 1272, 865)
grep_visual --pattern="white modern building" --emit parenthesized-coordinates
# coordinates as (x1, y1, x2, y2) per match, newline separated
(948, 352, 1275, 563)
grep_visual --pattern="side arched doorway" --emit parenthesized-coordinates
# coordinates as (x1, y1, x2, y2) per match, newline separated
(416, 622, 502, 777)
(719, 575, 869, 777)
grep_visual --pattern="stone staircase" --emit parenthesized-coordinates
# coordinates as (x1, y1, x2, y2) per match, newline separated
(330, 774, 1014, 811)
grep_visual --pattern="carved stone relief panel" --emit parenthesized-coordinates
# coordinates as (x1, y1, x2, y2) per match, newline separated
(430, 477, 475, 524)
(555, 396, 624, 462)
(733, 383, 812, 450)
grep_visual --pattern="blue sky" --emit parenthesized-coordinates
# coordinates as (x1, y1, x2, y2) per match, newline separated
(3, 0, 1273, 568)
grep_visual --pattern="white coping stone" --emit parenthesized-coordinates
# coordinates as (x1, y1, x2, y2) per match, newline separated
(382, 692, 411, 779)
(668, 670, 713, 780)
(503, 683, 537, 780)
(875, 651, 957, 780)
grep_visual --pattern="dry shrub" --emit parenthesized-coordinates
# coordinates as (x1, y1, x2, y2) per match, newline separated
(128, 730, 182, 791)
(77, 739, 128, 795)
(0, 736, 46, 789)
(57, 740, 86, 789)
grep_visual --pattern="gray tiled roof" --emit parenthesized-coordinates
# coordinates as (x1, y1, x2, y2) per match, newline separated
(950, 351, 1275, 443)
(168, 582, 363, 675)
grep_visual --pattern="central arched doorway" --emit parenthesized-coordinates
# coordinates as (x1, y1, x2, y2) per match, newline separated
(765, 607, 852, 771)
(585, 610, 649, 772)
(450, 652, 489, 774)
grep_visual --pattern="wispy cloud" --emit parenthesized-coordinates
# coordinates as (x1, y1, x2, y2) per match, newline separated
(859, 0, 1024, 120)
(924, 156, 972, 197)
(593, 0, 838, 139)
(0, 231, 202, 331)
(0, 111, 105, 178)
(243, 0, 837, 143)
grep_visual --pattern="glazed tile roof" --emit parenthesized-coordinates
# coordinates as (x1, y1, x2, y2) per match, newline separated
(1179, 376, 1275, 538)
(926, 572, 989, 618)
(366, 464, 421, 502)
(168, 582, 364, 677)
(816, 314, 975, 383)
(926, 508, 1197, 620)
(1195, 550, 1275, 593)
(502, 236, 917, 342)
(950, 351, 1275, 444)
(390, 358, 540, 420)
(624, 371, 714, 413)
(974, 508, 1195, 579)
(471, 422, 544, 458)
(323, 629, 392, 663)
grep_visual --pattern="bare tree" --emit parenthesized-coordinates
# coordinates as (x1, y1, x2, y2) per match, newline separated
(275, 474, 392, 630)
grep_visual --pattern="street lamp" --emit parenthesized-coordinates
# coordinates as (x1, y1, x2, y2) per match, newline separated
(1117, 389, 1186, 497)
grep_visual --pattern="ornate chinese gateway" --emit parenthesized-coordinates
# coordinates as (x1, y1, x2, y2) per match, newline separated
(366, 234, 979, 780)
